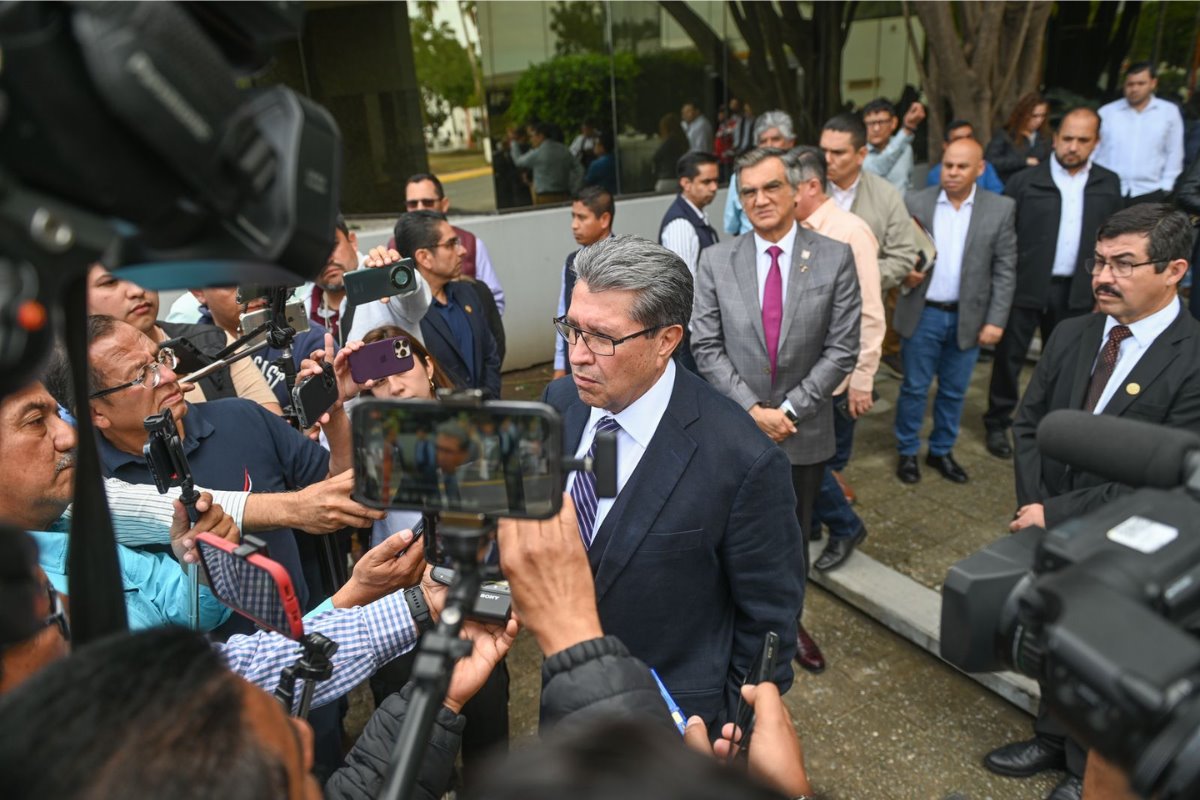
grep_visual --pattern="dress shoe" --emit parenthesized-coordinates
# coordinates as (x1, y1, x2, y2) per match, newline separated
(815, 527, 867, 572)
(794, 623, 826, 674)
(1047, 775, 1082, 800)
(896, 455, 920, 484)
(833, 470, 856, 504)
(983, 737, 1066, 777)
(986, 428, 1013, 459)
(926, 452, 969, 483)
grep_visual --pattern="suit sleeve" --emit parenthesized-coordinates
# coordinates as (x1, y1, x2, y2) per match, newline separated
(877, 191, 921, 290)
(782, 246, 861, 420)
(463, 282, 502, 399)
(720, 444, 805, 709)
(691, 247, 760, 410)
(985, 199, 1018, 330)
(1012, 326, 1059, 507)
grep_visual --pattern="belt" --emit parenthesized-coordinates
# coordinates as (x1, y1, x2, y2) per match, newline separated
(924, 300, 958, 313)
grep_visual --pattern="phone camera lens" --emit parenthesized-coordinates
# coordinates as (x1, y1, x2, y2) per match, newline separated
(388, 264, 413, 291)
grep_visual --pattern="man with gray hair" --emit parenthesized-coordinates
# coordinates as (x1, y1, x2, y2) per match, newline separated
(723, 110, 797, 235)
(544, 234, 805, 730)
(694, 147, 862, 673)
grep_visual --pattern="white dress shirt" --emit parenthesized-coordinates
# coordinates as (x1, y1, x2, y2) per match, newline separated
(753, 222, 799, 307)
(1049, 156, 1091, 277)
(660, 197, 711, 276)
(1095, 95, 1184, 196)
(829, 176, 860, 212)
(926, 186, 976, 303)
(566, 359, 677, 534)
(1092, 298, 1180, 413)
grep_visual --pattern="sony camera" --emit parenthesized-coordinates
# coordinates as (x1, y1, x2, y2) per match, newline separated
(941, 410, 1200, 799)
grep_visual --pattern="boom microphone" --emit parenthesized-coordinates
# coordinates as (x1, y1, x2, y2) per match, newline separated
(1036, 410, 1200, 489)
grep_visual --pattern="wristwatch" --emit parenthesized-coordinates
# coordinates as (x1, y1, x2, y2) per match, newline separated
(403, 587, 434, 634)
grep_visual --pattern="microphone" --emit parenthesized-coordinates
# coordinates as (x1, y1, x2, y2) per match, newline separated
(1036, 410, 1200, 489)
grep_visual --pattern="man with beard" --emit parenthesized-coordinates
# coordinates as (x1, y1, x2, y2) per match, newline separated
(985, 203, 1200, 800)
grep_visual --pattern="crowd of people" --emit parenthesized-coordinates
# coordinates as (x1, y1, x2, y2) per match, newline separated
(1, 58, 1190, 800)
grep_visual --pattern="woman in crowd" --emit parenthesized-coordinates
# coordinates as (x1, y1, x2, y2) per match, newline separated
(985, 92, 1052, 183)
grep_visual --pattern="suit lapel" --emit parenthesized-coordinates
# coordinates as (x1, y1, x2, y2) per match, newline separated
(1068, 315, 1108, 409)
(589, 372, 698, 601)
(733, 235, 766, 346)
(777, 227, 813, 348)
(1102, 303, 1189, 417)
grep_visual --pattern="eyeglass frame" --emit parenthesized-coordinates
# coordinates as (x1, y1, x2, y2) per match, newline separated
(1084, 257, 1165, 279)
(43, 582, 70, 643)
(553, 316, 664, 357)
(405, 197, 441, 209)
(88, 347, 178, 400)
(420, 236, 461, 253)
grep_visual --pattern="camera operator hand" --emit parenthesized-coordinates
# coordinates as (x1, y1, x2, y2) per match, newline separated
(330, 529, 425, 608)
(246, 470, 385, 534)
(299, 331, 375, 408)
(683, 682, 813, 798)
(363, 246, 406, 305)
(497, 494, 603, 656)
(444, 616, 519, 713)
(169, 493, 238, 566)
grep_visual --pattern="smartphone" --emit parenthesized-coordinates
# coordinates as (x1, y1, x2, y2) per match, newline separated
(834, 390, 880, 421)
(292, 363, 339, 429)
(728, 631, 781, 762)
(143, 411, 191, 495)
(195, 533, 304, 640)
(343, 260, 418, 306)
(348, 336, 414, 384)
(241, 301, 310, 335)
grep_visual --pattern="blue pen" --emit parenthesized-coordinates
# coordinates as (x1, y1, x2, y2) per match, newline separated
(650, 668, 688, 735)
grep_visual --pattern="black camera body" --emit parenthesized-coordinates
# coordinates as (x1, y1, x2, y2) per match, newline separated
(941, 412, 1200, 799)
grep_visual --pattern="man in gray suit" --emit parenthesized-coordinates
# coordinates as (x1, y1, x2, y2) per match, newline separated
(893, 138, 1017, 484)
(693, 147, 861, 673)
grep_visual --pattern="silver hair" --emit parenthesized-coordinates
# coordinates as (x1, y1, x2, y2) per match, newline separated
(752, 110, 796, 144)
(734, 147, 804, 188)
(571, 235, 693, 330)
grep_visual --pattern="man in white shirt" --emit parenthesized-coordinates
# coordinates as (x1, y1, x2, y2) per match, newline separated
(1094, 62, 1184, 205)
(893, 138, 1016, 484)
(984, 109, 1124, 459)
(993, 202, 1200, 800)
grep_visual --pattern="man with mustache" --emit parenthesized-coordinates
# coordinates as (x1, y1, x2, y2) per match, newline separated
(986, 203, 1200, 800)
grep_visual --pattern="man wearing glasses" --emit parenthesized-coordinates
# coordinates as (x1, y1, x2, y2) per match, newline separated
(989, 203, 1200, 800)
(545, 234, 805, 731)
(394, 210, 501, 398)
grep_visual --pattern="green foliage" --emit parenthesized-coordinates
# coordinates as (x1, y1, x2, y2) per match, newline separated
(410, 16, 477, 135)
(623, 50, 708, 134)
(507, 52, 637, 134)
(549, 1, 606, 56)
(1129, 1, 1199, 71)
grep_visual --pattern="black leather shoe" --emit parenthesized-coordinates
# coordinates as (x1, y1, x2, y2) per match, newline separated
(1048, 775, 1083, 800)
(794, 623, 826, 674)
(926, 452, 969, 483)
(897, 455, 920, 484)
(983, 737, 1066, 777)
(815, 527, 867, 572)
(986, 428, 1013, 459)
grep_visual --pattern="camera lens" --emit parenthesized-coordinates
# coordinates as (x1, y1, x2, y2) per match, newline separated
(388, 264, 413, 291)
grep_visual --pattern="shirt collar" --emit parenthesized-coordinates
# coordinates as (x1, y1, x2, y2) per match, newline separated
(28, 530, 68, 575)
(586, 358, 676, 451)
(1050, 154, 1091, 182)
(1104, 296, 1181, 348)
(753, 221, 798, 259)
(802, 198, 837, 231)
(936, 184, 977, 208)
(831, 175, 860, 196)
(681, 195, 706, 218)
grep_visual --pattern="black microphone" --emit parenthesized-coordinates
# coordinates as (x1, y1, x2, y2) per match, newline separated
(1036, 410, 1200, 489)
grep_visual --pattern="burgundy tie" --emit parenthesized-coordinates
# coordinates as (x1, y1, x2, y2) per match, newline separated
(1084, 325, 1133, 412)
(763, 245, 784, 380)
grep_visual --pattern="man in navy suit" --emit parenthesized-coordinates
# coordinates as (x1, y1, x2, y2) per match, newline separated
(394, 210, 501, 397)
(544, 234, 805, 729)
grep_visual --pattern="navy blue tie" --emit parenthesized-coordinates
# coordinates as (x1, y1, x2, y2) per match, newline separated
(571, 416, 621, 548)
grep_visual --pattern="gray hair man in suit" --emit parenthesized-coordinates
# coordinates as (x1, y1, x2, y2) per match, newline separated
(693, 147, 861, 674)
(893, 138, 1017, 484)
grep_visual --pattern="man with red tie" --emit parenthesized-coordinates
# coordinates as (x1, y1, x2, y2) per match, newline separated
(692, 147, 861, 673)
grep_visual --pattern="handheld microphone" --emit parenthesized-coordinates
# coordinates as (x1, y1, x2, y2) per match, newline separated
(1036, 410, 1200, 489)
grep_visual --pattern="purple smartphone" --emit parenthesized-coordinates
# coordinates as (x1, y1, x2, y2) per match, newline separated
(349, 336, 415, 384)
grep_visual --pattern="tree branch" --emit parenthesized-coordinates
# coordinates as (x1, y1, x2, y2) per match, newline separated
(991, 0, 1037, 120)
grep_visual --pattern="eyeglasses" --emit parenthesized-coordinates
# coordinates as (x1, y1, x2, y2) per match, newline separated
(1085, 258, 1164, 278)
(423, 237, 461, 252)
(89, 347, 178, 399)
(43, 583, 70, 643)
(738, 180, 788, 201)
(863, 117, 894, 128)
(553, 316, 661, 356)
(406, 198, 440, 209)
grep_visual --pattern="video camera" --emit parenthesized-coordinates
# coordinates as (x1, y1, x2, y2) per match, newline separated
(941, 410, 1200, 800)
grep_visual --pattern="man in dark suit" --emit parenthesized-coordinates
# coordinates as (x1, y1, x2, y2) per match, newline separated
(893, 137, 1017, 484)
(693, 147, 861, 674)
(544, 235, 804, 729)
(984, 203, 1200, 800)
(393, 210, 501, 398)
(983, 108, 1124, 458)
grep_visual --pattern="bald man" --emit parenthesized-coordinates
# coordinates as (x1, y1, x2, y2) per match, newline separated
(892, 138, 1017, 484)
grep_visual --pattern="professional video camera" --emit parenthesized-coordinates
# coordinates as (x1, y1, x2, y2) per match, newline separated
(0, 1, 343, 644)
(941, 410, 1200, 800)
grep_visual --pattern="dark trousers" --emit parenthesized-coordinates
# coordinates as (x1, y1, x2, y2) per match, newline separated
(985, 279, 1084, 432)
(1034, 697, 1087, 778)
(813, 397, 865, 540)
(1125, 189, 1168, 207)
(791, 462, 825, 576)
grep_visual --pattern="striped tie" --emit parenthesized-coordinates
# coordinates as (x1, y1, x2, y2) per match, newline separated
(571, 416, 621, 548)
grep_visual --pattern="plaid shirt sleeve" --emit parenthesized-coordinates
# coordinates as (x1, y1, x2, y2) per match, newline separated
(215, 589, 419, 712)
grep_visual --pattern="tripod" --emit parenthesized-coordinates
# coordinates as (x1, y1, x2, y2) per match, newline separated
(274, 632, 339, 719)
